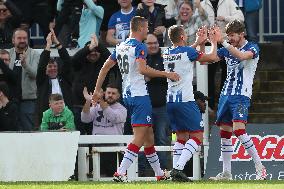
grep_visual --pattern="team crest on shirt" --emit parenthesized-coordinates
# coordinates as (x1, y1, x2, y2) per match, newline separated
(140, 50, 145, 56)
(146, 116, 151, 123)
(200, 120, 204, 128)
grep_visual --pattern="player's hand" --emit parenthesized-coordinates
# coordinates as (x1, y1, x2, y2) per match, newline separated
(209, 25, 222, 43)
(195, 26, 208, 45)
(166, 72, 180, 82)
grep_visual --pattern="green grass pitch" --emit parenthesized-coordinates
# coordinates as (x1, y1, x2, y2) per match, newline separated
(1, 181, 284, 189)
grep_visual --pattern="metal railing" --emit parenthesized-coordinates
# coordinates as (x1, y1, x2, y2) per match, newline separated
(259, 0, 284, 42)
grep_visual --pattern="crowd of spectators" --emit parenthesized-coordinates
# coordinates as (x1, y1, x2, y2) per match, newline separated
(0, 0, 261, 178)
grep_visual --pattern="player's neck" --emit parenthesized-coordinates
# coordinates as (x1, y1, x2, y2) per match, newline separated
(236, 38, 247, 48)
(129, 33, 143, 42)
(173, 41, 185, 48)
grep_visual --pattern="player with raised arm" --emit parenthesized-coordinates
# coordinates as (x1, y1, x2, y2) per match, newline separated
(92, 16, 180, 182)
(207, 20, 267, 180)
(164, 25, 219, 182)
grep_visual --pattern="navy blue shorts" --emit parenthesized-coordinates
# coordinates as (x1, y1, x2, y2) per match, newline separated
(167, 101, 203, 133)
(123, 96, 152, 127)
(216, 95, 250, 126)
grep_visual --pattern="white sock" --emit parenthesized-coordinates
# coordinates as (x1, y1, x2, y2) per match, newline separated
(175, 139, 198, 170)
(238, 133, 262, 167)
(146, 151, 164, 176)
(117, 145, 139, 175)
(221, 138, 233, 173)
(173, 141, 184, 169)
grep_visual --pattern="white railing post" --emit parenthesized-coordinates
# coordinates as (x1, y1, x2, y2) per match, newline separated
(259, 2, 264, 43)
(78, 147, 89, 181)
(196, 46, 209, 173)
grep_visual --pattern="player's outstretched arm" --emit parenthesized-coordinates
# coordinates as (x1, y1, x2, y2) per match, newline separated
(137, 58, 180, 81)
(197, 26, 219, 63)
(220, 40, 254, 61)
(191, 26, 208, 49)
(93, 58, 116, 102)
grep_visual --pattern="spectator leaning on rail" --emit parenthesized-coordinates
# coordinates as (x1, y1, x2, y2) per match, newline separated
(36, 29, 72, 129)
(8, 28, 40, 131)
(81, 83, 127, 176)
(81, 83, 127, 136)
(40, 93, 75, 131)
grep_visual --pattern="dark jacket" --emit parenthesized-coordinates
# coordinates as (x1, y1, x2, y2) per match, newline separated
(0, 0, 22, 49)
(146, 50, 167, 107)
(36, 47, 73, 124)
(0, 60, 17, 99)
(0, 100, 19, 131)
(135, 3, 168, 46)
(71, 43, 121, 106)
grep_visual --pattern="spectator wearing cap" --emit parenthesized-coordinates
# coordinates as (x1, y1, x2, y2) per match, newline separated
(36, 29, 72, 129)
(194, 90, 209, 114)
(0, 82, 18, 131)
(72, 34, 121, 135)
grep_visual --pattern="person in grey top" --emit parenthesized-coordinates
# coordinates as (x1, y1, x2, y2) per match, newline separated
(81, 83, 127, 135)
(8, 28, 40, 131)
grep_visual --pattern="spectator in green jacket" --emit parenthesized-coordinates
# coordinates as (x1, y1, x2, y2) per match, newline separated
(40, 93, 75, 131)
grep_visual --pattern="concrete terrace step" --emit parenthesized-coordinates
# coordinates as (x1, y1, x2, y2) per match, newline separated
(253, 81, 284, 92)
(255, 70, 284, 81)
(250, 102, 284, 113)
(251, 92, 284, 103)
(258, 43, 284, 70)
(249, 113, 284, 123)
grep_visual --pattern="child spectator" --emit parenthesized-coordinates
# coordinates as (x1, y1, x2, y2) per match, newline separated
(40, 93, 75, 131)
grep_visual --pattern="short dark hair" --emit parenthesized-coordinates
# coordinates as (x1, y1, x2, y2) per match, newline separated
(13, 28, 28, 38)
(225, 20, 245, 34)
(0, 82, 9, 97)
(49, 93, 63, 103)
(168, 25, 184, 44)
(106, 83, 120, 92)
(130, 16, 148, 32)
(0, 49, 9, 56)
